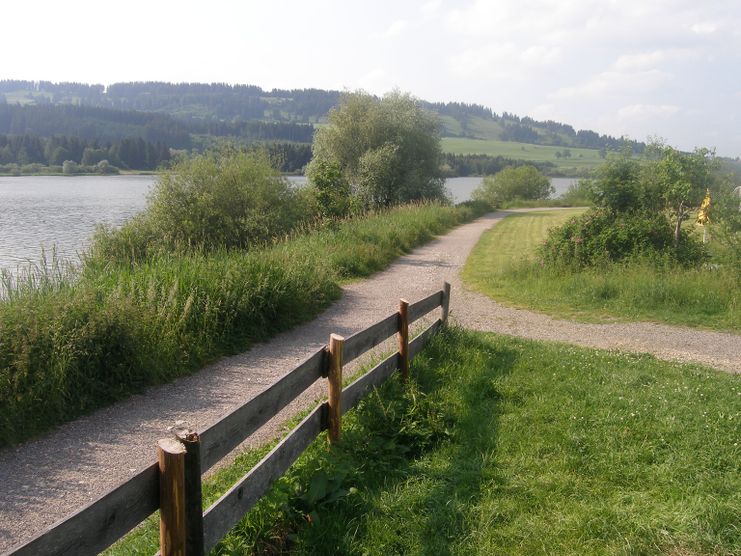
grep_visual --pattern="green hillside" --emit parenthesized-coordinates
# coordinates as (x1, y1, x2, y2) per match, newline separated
(0, 80, 640, 154)
(442, 137, 604, 173)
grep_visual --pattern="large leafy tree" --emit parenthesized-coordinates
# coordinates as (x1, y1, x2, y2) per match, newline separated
(307, 90, 446, 210)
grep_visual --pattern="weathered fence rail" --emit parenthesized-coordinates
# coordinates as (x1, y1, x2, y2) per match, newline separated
(7, 282, 451, 556)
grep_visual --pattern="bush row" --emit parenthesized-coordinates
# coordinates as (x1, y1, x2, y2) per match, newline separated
(539, 209, 707, 268)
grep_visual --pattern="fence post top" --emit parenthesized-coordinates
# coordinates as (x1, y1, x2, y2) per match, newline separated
(158, 437, 186, 454)
(168, 420, 199, 442)
(330, 333, 345, 343)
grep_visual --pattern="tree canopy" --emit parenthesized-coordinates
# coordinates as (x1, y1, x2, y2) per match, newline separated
(588, 143, 717, 247)
(307, 91, 446, 211)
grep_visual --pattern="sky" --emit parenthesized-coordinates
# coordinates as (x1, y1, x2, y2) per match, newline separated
(3, 0, 741, 156)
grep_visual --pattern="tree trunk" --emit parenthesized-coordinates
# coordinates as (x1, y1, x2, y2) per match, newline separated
(674, 202, 684, 248)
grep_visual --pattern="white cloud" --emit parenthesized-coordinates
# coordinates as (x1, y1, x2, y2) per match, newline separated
(521, 45, 562, 65)
(421, 0, 442, 16)
(617, 104, 681, 119)
(385, 20, 407, 37)
(447, 43, 519, 77)
(551, 69, 670, 100)
(613, 48, 699, 71)
(355, 68, 388, 92)
(448, 42, 561, 79)
(691, 22, 718, 34)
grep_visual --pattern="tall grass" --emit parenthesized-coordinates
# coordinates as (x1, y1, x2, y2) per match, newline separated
(497, 259, 740, 329)
(0, 202, 487, 447)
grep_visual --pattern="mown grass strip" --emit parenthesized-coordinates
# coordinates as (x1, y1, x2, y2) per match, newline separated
(108, 328, 741, 555)
(463, 209, 741, 332)
(0, 202, 488, 447)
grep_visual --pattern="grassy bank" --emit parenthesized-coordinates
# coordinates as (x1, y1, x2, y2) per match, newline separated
(109, 328, 741, 555)
(463, 210, 741, 332)
(0, 202, 487, 447)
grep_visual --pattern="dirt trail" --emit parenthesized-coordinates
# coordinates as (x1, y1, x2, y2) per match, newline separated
(1, 210, 738, 553)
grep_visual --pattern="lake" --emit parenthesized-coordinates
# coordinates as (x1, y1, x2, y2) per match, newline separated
(0, 175, 577, 274)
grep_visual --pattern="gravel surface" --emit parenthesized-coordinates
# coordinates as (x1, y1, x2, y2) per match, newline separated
(1, 210, 738, 553)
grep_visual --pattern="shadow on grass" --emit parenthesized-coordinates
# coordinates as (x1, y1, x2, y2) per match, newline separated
(260, 328, 519, 555)
(415, 332, 517, 556)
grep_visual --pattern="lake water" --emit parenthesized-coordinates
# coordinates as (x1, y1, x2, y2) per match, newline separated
(288, 176, 577, 204)
(0, 175, 153, 273)
(0, 175, 577, 273)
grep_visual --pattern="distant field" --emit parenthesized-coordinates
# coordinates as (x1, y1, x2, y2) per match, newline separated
(2, 91, 50, 105)
(442, 137, 604, 171)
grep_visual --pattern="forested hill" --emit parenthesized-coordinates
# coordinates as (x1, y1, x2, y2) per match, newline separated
(0, 80, 642, 152)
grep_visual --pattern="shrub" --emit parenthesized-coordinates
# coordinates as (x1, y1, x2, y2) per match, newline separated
(712, 184, 741, 278)
(62, 160, 79, 175)
(90, 149, 316, 264)
(560, 178, 593, 206)
(473, 165, 553, 207)
(539, 209, 707, 268)
(589, 152, 645, 212)
(305, 158, 351, 218)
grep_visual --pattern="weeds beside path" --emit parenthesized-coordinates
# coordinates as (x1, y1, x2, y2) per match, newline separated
(1, 209, 738, 553)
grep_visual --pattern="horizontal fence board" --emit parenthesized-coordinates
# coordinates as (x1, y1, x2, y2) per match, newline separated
(341, 353, 401, 415)
(199, 347, 325, 472)
(409, 319, 443, 360)
(202, 403, 325, 552)
(343, 313, 399, 365)
(9, 463, 159, 556)
(408, 291, 443, 323)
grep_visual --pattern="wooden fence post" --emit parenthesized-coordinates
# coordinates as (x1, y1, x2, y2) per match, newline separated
(327, 333, 344, 443)
(442, 281, 451, 324)
(158, 437, 186, 556)
(398, 299, 410, 382)
(174, 427, 205, 556)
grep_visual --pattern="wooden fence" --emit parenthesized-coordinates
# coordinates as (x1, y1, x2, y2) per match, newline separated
(8, 282, 452, 556)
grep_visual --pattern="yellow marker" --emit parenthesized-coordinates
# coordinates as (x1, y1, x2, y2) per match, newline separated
(697, 189, 711, 225)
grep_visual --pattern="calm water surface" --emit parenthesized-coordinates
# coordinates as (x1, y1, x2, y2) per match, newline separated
(0, 175, 154, 272)
(0, 175, 577, 274)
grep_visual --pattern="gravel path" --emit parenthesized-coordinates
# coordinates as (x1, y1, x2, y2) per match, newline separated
(1, 210, 738, 553)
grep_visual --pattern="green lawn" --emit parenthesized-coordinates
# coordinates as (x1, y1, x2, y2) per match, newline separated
(463, 210, 741, 332)
(109, 328, 741, 555)
(442, 137, 604, 172)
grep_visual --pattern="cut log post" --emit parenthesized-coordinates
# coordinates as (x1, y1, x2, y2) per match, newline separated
(174, 426, 205, 556)
(327, 333, 345, 443)
(158, 437, 186, 556)
(398, 299, 410, 382)
(442, 281, 451, 324)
